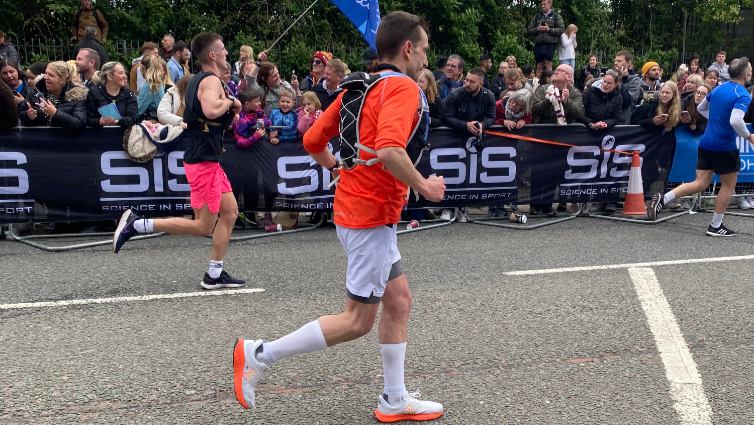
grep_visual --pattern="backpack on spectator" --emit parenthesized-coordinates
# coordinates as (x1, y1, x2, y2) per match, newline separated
(337, 71, 430, 171)
(72, 8, 105, 35)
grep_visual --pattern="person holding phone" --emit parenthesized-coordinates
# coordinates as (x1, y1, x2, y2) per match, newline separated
(0, 57, 31, 104)
(527, 0, 565, 76)
(19, 61, 89, 131)
(631, 80, 681, 132)
(242, 50, 301, 116)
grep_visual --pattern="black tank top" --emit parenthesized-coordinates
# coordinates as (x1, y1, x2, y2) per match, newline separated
(182, 72, 236, 164)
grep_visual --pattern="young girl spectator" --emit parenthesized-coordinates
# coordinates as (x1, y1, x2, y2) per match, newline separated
(233, 87, 271, 148)
(681, 83, 712, 134)
(268, 89, 298, 144)
(157, 73, 193, 128)
(86, 61, 138, 128)
(678, 53, 703, 92)
(419, 68, 444, 128)
(632, 80, 681, 132)
(19, 61, 88, 131)
(221, 61, 238, 97)
(137, 55, 170, 121)
(494, 88, 533, 129)
(558, 24, 578, 71)
(296, 91, 322, 134)
(704, 69, 719, 88)
(0, 57, 30, 106)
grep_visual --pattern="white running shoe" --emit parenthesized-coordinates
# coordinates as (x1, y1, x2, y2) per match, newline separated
(738, 196, 751, 209)
(747, 196, 754, 207)
(374, 390, 444, 423)
(440, 209, 451, 221)
(233, 338, 269, 408)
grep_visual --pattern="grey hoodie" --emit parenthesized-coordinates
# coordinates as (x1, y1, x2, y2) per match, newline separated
(0, 41, 18, 63)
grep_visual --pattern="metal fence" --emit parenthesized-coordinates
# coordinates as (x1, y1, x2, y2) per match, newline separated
(13, 38, 144, 67)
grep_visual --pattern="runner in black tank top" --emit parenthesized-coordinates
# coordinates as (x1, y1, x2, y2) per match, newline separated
(113, 32, 246, 290)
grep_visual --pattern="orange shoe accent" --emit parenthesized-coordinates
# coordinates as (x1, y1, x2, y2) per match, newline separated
(233, 338, 249, 409)
(374, 409, 444, 423)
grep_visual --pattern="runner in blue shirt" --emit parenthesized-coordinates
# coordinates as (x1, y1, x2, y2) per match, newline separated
(649, 57, 754, 236)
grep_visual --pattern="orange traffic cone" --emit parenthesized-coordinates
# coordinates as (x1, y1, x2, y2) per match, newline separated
(621, 151, 647, 216)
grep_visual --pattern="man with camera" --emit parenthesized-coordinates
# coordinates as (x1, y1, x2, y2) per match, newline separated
(527, 0, 565, 77)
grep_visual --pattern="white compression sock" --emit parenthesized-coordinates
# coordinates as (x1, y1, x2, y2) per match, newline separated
(256, 320, 328, 366)
(208, 260, 223, 279)
(663, 191, 676, 206)
(133, 219, 154, 233)
(711, 213, 724, 228)
(381, 342, 407, 405)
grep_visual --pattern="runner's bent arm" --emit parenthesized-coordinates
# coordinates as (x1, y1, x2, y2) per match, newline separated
(199, 77, 235, 119)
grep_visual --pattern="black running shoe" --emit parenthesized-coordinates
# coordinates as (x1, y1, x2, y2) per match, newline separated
(648, 192, 663, 221)
(706, 224, 736, 237)
(113, 209, 140, 253)
(200, 271, 246, 290)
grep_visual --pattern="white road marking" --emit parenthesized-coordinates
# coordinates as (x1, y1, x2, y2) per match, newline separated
(0, 288, 265, 310)
(506, 254, 754, 276)
(629, 267, 712, 425)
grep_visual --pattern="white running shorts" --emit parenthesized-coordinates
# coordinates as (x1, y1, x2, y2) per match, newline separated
(336, 224, 401, 303)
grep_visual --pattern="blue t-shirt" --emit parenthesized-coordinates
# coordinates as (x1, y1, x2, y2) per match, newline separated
(698, 81, 751, 152)
(12, 81, 23, 94)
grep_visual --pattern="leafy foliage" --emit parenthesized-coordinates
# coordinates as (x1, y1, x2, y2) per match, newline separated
(3, 0, 753, 75)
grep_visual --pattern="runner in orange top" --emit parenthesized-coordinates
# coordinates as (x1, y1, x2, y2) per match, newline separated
(232, 11, 448, 422)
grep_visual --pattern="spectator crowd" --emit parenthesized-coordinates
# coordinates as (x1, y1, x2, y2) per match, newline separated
(2, 0, 754, 222)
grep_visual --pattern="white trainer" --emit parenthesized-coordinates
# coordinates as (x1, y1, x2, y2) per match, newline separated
(440, 209, 451, 221)
(374, 390, 444, 423)
(747, 196, 754, 207)
(232, 338, 269, 408)
(738, 196, 751, 210)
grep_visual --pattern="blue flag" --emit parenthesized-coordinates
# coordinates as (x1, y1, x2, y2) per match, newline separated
(329, 0, 381, 50)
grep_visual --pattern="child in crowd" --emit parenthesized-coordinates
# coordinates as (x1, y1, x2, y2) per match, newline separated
(232, 87, 270, 149)
(267, 88, 298, 144)
(296, 91, 322, 135)
(221, 61, 238, 97)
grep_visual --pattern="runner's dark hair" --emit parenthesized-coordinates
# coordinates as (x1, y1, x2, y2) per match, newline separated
(191, 32, 222, 64)
(375, 11, 429, 61)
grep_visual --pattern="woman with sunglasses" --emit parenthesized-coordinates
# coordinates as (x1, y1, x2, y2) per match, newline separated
(299, 51, 332, 93)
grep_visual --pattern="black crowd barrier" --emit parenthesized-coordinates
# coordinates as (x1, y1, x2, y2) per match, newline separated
(0, 125, 674, 224)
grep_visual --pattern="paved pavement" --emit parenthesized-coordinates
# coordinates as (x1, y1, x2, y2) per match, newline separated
(1, 210, 753, 424)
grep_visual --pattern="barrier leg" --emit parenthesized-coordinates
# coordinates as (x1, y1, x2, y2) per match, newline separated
(229, 213, 324, 242)
(588, 195, 697, 224)
(698, 193, 754, 218)
(6, 224, 165, 253)
(466, 204, 584, 230)
(397, 208, 458, 235)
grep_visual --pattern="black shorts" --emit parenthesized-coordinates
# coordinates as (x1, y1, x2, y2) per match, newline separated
(697, 147, 740, 175)
(533, 43, 556, 63)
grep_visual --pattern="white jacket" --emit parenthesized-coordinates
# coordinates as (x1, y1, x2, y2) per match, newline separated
(157, 86, 183, 126)
(558, 33, 577, 60)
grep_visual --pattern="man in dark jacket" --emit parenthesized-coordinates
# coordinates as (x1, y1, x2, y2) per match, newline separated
(75, 48, 100, 88)
(478, 54, 492, 89)
(442, 68, 496, 134)
(612, 50, 642, 124)
(527, 0, 565, 76)
(0, 31, 19, 62)
(72, 27, 109, 64)
(490, 61, 509, 99)
(576, 56, 601, 91)
(312, 59, 345, 111)
(70, 0, 108, 42)
(436, 54, 465, 99)
(433, 57, 447, 82)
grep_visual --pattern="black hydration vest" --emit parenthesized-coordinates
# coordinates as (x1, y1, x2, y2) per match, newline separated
(182, 72, 236, 164)
(337, 68, 430, 172)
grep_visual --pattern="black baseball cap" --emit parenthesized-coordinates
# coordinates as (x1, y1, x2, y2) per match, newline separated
(359, 48, 378, 64)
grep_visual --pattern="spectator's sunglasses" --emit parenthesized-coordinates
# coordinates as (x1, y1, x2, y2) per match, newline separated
(312, 59, 323, 65)
(605, 70, 619, 77)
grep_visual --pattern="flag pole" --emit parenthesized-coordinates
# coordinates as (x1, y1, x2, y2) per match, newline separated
(266, 0, 321, 52)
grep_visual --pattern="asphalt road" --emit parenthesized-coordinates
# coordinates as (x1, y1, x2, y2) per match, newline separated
(1, 209, 753, 424)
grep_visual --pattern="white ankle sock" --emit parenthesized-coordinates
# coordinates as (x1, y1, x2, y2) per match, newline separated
(256, 320, 327, 366)
(711, 213, 724, 228)
(133, 219, 154, 233)
(208, 260, 223, 279)
(381, 342, 407, 405)
(663, 192, 675, 206)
